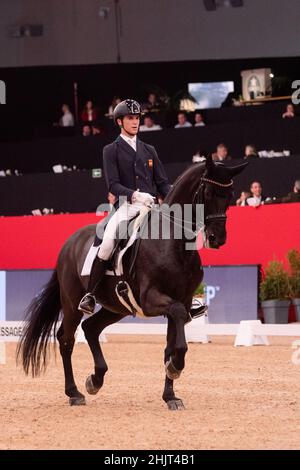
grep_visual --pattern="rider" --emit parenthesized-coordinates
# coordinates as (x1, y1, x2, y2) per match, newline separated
(79, 99, 171, 314)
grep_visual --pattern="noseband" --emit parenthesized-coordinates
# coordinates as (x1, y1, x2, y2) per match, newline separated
(194, 176, 233, 223)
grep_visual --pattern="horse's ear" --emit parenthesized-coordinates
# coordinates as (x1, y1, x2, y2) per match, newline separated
(227, 161, 249, 177)
(204, 153, 214, 173)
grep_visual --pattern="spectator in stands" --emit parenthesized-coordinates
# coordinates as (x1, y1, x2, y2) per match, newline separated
(81, 100, 98, 122)
(194, 112, 205, 127)
(175, 112, 192, 129)
(82, 125, 92, 136)
(108, 96, 121, 117)
(282, 103, 295, 119)
(139, 114, 162, 132)
(143, 93, 161, 112)
(236, 191, 251, 207)
(212, 143, 231, 161)
(244, 144, 258, 159)
(269, 179, 300, 204)
(247, 181, 264, 207)
(59, 104, 74, 127)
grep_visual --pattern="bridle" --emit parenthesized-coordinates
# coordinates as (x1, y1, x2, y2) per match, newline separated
(152, 175, 234, 242)
(194, 176, 233, 224)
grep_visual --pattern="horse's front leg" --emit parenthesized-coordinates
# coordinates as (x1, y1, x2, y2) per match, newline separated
(140, 290, 188, 410)
(162, 316, 185, 410)
(165, 302, 189, 383)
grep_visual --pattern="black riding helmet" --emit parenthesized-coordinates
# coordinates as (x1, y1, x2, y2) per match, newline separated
(113, 99, 141, 125)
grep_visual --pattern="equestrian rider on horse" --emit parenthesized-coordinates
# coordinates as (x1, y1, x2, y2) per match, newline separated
(78, 99, 171, 314)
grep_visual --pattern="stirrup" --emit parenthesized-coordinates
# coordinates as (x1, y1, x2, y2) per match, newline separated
(187, 297, 208, 322)
(78, 293, 97, 315)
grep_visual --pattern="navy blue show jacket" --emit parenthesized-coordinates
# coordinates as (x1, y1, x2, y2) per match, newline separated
(103, 135, 171, 201)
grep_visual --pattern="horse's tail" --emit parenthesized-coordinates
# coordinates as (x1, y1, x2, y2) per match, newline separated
(17, 269, 61, 377)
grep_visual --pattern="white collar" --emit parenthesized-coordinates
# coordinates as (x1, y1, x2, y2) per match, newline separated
(120, 133, 137, 148)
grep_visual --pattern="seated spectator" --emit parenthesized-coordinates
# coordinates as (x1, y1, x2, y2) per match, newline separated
(143, 93, 161, 113)
(139, 114, 162, 132)
(212, 143, 231, 161)
(194, 112, 205, 127)
(82, 125, 92, 136)
(59, 104, 74, 127)
(270, 179, 300, 204)
(246, 181, 264, 207)
(236, 191, 251, 207)
(244, 144, 258, 159)
(108, 96, 121, 117)
(81, 100, 98, 122)
(282, 103, 295, 119)
(175, 112, 192, 129)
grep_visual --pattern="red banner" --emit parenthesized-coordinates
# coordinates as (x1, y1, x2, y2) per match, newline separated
(0, 204, 299, 270)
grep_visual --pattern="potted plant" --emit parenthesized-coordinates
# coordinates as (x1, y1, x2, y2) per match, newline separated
(260, 260, 290, 323)
(287, 249, 300, 321)
(194, 282, 205, 298)
(190, 282, 207, 319)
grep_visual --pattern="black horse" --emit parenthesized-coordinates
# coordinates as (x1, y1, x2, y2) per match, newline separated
(17, 157, 247, 410)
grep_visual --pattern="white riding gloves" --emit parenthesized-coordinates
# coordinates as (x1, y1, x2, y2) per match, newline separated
(132, 191, 155, 207)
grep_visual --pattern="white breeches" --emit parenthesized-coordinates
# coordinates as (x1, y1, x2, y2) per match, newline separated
(97, 201, 144, 260)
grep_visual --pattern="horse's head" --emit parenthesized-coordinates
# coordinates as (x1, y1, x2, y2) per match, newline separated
(199, 156, 248, 249)
(164, 156, 248, 249)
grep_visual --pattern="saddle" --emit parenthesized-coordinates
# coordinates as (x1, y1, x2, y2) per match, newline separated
(80, 204, 153, 279)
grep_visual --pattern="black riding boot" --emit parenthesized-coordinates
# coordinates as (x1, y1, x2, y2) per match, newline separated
(78, 258, 107, 314)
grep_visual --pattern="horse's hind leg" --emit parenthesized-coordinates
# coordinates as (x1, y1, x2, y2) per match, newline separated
(57, 310, 85, 406)
(82, 307, 123, 395)
(162, 316, 185, 411)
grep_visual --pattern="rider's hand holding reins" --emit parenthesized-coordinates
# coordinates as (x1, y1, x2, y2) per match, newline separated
(132, 190, 155, 208)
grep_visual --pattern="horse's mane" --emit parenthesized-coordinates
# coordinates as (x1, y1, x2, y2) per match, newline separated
(164, 162, 206, 205)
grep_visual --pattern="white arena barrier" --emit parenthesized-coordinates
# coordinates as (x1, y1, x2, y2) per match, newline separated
(1, 319, 300, 364)
(0, 321, 106, 364)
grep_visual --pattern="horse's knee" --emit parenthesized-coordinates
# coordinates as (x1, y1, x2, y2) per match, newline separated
(168, 302, 189, 323)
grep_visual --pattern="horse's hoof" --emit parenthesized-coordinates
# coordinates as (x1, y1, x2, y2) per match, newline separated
(165, 359, 182, 380)
(85, 375, 101, 395)
(167, 399, 185, 411)
(69, 395, 86, 406)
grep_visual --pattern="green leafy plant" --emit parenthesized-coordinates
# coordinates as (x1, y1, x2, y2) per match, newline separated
(287, 249, 300, 298)
(260, 260, 290, 301)
(194, 282, 205, 297)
